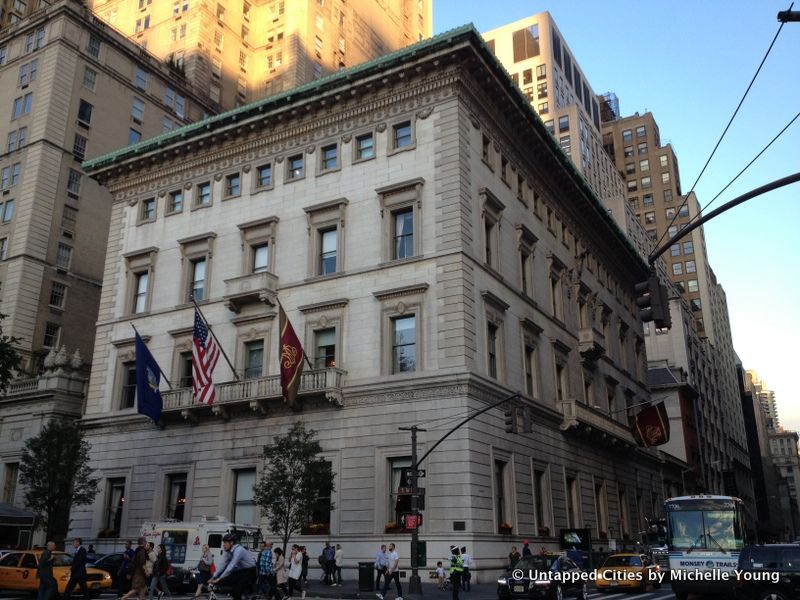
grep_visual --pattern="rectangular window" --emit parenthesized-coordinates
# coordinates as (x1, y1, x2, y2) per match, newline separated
(2, 200, 14, 223)
(624, 146, 633, 158)
(635, 125, 646, 138)
(225, 173, 241, 198)
(660, 155, 669, 168)
(320, 144, 338, 170)
(2, 463, 18, 505)
(538, 102, 549, 114)
(87, 35, 101, 58)
(536, 82, 547, 99)
(641, 176, 652, 189)
(487, 322, 498, 379)
(392, 121, 412, 149)
(670, 244, 680, 257)
(393, 208, 414, 260)
(287, 154, 304, 180)
(256, 163, 272, 187)
(0, 47, 6, 66)
(73, 134, 88, 160)
(687, 279, 699, 293)
(558, 115, 569, 132)
(672, 262, 683, 276)
(392, 315, 416, 373)
(196, 182, 211, 206)
(12, 93, 33, 119)
(319, 228, 337, 275)
(683, 241, 694, 254)
(165, 473, 187, 521)
(243, 340, 264, 378)
(494, 460, 508, 529)
(140, 198, 155, 222)
(679, 204, 689, 217)
(10, 164, 20, 188)
(178, 351, 193, 388)
(356, 133, 374, 160)
(190, 258, 206, 301)
(686, 260, 696, 273)
(662, 172, 671, 185)
(252, 244, 269, 273)
(314, 328, 336, 369)
(67, 169, 82, 197)
(6, 132, 16, 154)
(49, 282, 66, 308)
(131, 97, 145, 123)
(690, 298, 701, 312)
(0, 238, 7, 260)
(639, 159, 649, 172)
(643, 194, 654, 205)
(559, 135, 571, 154)
(134, 67, 148, 91)
(133, 272, 149, 314)
(128, 129, 142, 145)
(233, 469, 256, 524)
(566, 476, 578, 528)
(638, 142, 647, 155)
(644, 211, 655, 224)
(56, 244, 73, 269)
(43, 322, 60, 348)
(524, 344, 538, 397)
(622, 130, 632, 143)
(512, 24, 539, 62)
(168, 190, 183, 213)
(103, 478, 126, 533)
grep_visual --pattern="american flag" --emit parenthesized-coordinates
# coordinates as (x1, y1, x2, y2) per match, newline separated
(192, 309, 220, 405)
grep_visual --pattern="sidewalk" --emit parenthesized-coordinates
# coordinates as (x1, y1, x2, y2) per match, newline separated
(302, 578, 497, 600)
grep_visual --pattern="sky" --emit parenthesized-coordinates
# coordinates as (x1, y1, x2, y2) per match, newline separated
(433, 1, 800, 430)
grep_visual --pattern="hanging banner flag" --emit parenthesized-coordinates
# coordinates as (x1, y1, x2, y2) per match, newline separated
(279, 303, 305, 408)
(134, 331, 163, 422)
(632, 401, 670, 447)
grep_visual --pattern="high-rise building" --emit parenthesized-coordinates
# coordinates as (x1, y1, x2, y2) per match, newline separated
(0, 0, 213, 373)
(747, 369, 780, 431)
(73, 26, 683, 562)
(87, 0, 432, 111)
(768, 429, 800, 539)
(0, 0, 54, 28)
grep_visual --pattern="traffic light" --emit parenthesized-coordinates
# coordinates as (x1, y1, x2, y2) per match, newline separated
(635, 275, 671, 330)
(504, 407, 516, 434)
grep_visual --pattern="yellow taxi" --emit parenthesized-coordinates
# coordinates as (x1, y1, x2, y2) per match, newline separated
(0, 550, 112, 594)
(594, 553, 661, 593)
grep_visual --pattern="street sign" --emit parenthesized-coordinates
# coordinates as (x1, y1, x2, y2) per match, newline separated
(402, 513, 423, 529)
(402, 468, 426, 479)
(397, 486, 425, 496)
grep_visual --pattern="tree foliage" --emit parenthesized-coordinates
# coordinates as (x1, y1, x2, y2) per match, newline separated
(253, 422, 335, 552)
(19, 419, 99, 543)
(0, 312, 21, 392)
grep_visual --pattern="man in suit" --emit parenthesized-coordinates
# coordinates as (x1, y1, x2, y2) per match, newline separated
(62, 538, 89, 600)
(37, 541, 57, 600)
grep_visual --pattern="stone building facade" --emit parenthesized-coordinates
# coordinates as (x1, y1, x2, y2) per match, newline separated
(76, 26, 683, 573)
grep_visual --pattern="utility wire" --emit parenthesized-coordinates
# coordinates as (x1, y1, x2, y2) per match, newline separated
(688, 110, 800, 225)
(653, 2, 793, 251)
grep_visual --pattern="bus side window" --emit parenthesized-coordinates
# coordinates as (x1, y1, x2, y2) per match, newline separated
(208, 533, 222, 549)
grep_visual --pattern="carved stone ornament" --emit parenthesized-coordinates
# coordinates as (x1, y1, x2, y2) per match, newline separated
(243, 164, 252, 174)
(416, 107, 434, 120)
(54, 345, 69, 368)
(70, 349, 84, 370)
(396, 301, 406, 314)
(184, 182, 193, 190)
(306, 145, 315, 154)
(43, 348, 57, 370)
(276, 156, 284, 164)
(341, 134, 352, 143)
(376, 123, 387, 133)
(158, 190, 166, 198)
(214, 173, 223, 182)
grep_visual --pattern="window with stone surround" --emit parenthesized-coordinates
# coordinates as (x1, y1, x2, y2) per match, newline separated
(521, 319, 542, 400)
(480, 187, 504, 271)
(377, 178, 423, 263)
(300, 298, 347, 372)
(178, 233, 215, 303)
(124, 247, 157, 315)
(533, 466, 553, 534)
(374, 284, 427, 376)
(482, 291, 508, 383)
(516, 224, 537, 297)
(304, 199, 347, 278)
(237, 217, 277, 276)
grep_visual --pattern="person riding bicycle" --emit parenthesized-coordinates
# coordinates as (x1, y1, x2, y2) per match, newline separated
(209, 533, 257, 600)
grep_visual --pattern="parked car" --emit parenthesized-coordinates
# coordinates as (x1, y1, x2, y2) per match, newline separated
(734, 543, 800, 600)
(594, 553, 660, 593)
(89, 552, 194, 593)
(498, 554, 587, 600)
(0, 550, 112, 595)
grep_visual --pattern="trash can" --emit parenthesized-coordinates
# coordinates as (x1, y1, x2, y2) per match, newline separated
(358, 562, 374, 592)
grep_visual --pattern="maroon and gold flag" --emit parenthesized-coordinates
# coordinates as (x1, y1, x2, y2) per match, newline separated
(279, 304, 305, 408)
(632, 401, 670, 447)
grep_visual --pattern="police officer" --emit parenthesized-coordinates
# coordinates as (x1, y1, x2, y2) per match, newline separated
(448, 546, 464, 600)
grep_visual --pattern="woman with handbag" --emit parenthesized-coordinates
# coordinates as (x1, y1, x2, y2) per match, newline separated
(194, 545, 213, 598)
(148, 544, 172, 600)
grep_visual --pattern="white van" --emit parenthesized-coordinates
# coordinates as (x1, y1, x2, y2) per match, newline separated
(140, 516, 261, 588)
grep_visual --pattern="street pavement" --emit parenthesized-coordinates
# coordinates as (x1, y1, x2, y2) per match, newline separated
(0, 580, 735, 600)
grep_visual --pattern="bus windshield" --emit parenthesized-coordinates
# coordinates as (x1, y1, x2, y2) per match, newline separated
(668, 509, 743, 551)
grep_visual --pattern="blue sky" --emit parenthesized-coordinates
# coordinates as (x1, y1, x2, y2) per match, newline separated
(433, 1, 800, 430)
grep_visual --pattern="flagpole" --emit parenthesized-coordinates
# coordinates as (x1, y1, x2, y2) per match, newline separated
(191, 297, 240, 381)
(276, 298, 313, 369)
(131, 323, 173, 390)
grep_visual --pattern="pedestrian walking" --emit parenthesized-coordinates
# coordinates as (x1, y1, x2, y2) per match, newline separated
(287, 545, 304, 599)
(322, 543, 335, 586)
(374, 545, 387, 591)
(118, 541, 136, 596)
(435, 562, 445, 590)
(120, 538, 149, 600)
(300, 547, 309, 587)
(194, 544, 214, 598)
(521, 541, 531, 557)
(448, 546, 463, 600)
(460, 547, 471, 591)
(147, 544, 171, 600)
(508, 546, 521, 570)
(37, 541, 57, 600)
(274, 548, 288, 600)
(376, 542, 401, 600)
(333, 544, 343, 585)
(144, 543, 156, 590)
(256, 541, 275, 600)
(62, 538, 89, 600)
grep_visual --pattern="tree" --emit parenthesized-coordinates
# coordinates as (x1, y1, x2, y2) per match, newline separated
(253, 422, 335, 552)
(0, 312, 21, 392)
(19, 419, 99, 543)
